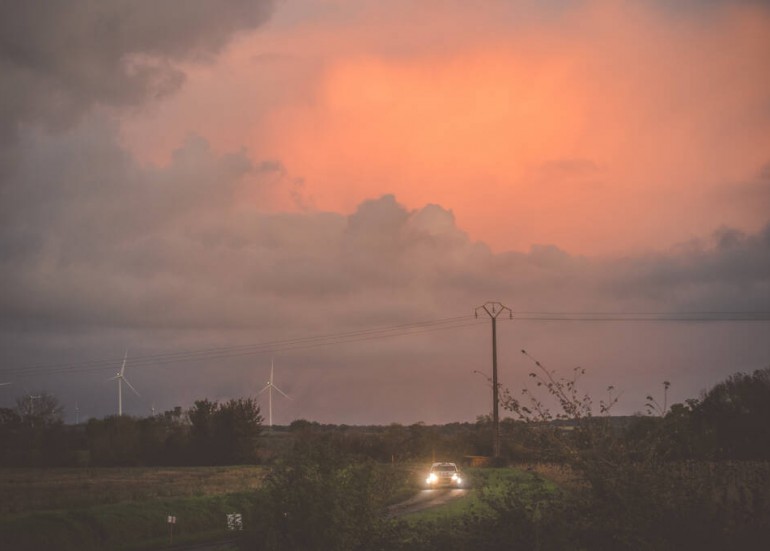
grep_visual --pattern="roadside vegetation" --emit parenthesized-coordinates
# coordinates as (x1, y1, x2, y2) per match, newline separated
(0, 465, 266, 515)
(1, 364, 769, 549)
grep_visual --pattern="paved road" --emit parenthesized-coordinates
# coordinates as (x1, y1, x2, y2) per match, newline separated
(386, 488, 470, 518)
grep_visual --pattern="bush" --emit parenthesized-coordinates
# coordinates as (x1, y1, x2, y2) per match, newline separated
(249, 434, 403, 551)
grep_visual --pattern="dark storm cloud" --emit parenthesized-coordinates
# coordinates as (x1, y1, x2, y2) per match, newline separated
(2, 119, 767, 340)
(0, 0, 274, 142)
(0, 125, 262, 331)
(0, 118, 767, 422)
(605, 225, 770, 312)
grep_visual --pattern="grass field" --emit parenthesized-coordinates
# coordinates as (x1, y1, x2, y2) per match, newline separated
(6, 461, 765, 550)
(0, 465, 266, 515)
(0, 466, 267, 550)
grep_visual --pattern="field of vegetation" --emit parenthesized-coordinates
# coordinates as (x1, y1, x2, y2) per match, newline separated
(0, 466, 267, 550)
(1, 456, 769, 550)
(1, 366, 769, 550)
(0, 465, 266, 514)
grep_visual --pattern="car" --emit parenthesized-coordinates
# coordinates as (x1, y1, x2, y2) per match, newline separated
(425, 462, 464, 488)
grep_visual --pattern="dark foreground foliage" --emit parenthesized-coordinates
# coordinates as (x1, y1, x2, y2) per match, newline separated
(0, 397, 263, 467)
(2, 366, 770, 549)
(246, 433, 411, 551)
(238, 457, 770, 551)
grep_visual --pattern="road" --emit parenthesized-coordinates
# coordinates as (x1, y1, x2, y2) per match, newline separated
(386, 487, 470, 518)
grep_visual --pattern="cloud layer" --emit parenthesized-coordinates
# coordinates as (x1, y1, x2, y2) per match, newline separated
(120, 0, 770, 254)
(1, 1, 768, 424)
(1, 120, 768, 422)
(0, 0, 273, 142)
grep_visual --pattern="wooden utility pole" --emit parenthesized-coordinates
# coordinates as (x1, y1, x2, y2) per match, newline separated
(475, 302, 512, 458)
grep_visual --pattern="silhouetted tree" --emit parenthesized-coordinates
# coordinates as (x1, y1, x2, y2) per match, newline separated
(86, 415, 142, 466)
(188, 399, 219, 464)
(187, 397, 263, 464)
(692, 366, 770, 459)
(216, 397, 263, 464)
(0, 407, 23, 465)
(3, 392, 68, 465)
(256, 435, 393, 551)
(15, 391, 63, 428)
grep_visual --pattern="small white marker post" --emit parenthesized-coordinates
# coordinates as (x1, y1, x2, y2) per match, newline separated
(227, 513, 243, 531)
(167, 515, 177, 544)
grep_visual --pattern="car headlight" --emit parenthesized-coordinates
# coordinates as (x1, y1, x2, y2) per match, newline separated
(426, 473, 438, 484)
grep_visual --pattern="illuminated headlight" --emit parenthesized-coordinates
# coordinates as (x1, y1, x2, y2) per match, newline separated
(426, 473, 438, 484)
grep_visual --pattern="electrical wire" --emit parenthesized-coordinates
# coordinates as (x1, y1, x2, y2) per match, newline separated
(506, 311, 770, 321)
(2, 310, 768, 380)
(2, 315, 483, 378)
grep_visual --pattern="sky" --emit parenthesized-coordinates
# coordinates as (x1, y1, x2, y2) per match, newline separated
(1, 0, 768, 425)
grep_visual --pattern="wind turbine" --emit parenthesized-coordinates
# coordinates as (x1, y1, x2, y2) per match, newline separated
(108, 351, 140, 416)
(258, 359, 290, 428)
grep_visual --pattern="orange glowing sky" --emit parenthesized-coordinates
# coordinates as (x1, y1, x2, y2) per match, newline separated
(120, 0, 770, 254)
(3, 0, 770, 423)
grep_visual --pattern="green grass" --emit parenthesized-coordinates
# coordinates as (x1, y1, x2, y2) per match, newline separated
(0, 465, 564, 550)
(0, 491, 261, 551)
(0, 466, 268, 550)
(378, 468, 565, 550)
(0, 465, 266, 514)
(402, 467, 560, 523)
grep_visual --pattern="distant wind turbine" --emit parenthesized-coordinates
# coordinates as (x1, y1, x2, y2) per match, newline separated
(108, 351, 140, 416)
(258, 359, 290, 428)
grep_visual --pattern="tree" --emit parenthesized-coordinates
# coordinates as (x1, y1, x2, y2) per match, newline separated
(499, 352, 770, 549)
(692, 367, 770, 459)
(188, 399, 219, 464)
(187, 397, 263, 464)
(15, 392, 63, 428)
(256, 435, 392, 551)
(86, 415, 142, 466)
(216, 397, 263, 464)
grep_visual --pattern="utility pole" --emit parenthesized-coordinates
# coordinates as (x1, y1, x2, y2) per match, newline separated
(475, 302, 512, 459)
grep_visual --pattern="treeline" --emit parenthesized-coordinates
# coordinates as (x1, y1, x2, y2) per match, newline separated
(1, 367, 769, 468)
(0, 398, 263, 467)
(245, 367, 770, 551)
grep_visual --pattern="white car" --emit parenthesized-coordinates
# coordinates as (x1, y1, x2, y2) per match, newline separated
(425, 462, 464, 488)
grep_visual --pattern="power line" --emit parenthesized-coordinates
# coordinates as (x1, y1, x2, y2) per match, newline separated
(2, 310, 767, 380)
(2, 315, 483, 379)
(506, 311, 770, 322)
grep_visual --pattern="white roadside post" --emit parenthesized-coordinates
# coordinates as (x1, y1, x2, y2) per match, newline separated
(227, 513, 243, 531)
(167, 515, 177, 544)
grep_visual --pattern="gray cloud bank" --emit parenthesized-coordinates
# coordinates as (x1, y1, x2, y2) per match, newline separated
(1, 121, 768, 423)
(0, 0, 767, 423)
(0, 0, 274, 143)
